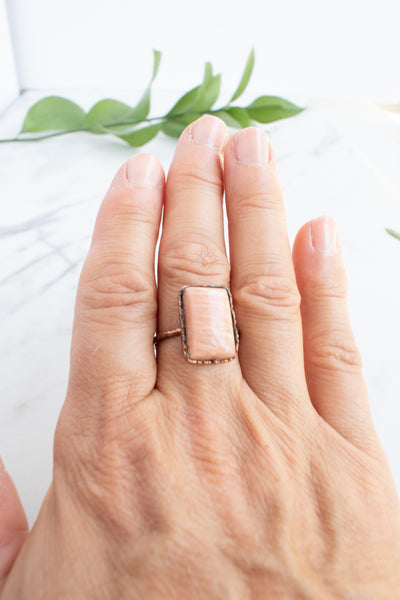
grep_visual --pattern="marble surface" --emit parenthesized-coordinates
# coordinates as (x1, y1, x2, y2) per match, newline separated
(1, 91, 399, 525)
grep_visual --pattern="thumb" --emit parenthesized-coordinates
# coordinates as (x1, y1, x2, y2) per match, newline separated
(0, 458, 29, 593)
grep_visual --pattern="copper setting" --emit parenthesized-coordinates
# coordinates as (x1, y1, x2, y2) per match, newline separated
(154, 285, 239, 365)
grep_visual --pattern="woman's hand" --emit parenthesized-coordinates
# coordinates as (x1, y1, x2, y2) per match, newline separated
(1, 116, 399, 599)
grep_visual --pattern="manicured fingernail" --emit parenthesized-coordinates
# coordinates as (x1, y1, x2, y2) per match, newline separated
(233, 127, 270, 166)
(126, 154, 163, 187)
(190, 115, 227, 150)
(310, 216, 339, 255)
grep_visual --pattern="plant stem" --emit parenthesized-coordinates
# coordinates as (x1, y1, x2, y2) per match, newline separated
(0, 107, 232, 144)
(0, 129, 85, 143)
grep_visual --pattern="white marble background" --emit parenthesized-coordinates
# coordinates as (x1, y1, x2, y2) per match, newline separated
(0, 91, 399, 525)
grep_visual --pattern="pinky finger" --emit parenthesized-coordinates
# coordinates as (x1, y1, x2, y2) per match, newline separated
(0, 458, 29, 591)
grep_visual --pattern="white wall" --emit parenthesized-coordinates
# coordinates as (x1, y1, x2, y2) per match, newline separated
(0, 0, 19, 112)
(5, 0, 400, 102)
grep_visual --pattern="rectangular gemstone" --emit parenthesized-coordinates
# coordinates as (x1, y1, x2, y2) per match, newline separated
(181, 286, 236, 362)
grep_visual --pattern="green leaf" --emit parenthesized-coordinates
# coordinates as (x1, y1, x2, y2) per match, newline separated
(192, 62, 221, 112)
(386, 228, 400, 241)
(130, 49, 162, 121)
(213, 107, 251, 128)
(225, 106, 251, 127)
(107, 122, 162, 147)
(161, 119, 187, 138)
(246, 95, 304, 123)
(195, 74, 221, 112)
(83, 99, 137, 133)
(151, 49, 162, 79)
(85, 50, 162, 132)
(192, 62, 213, 110)
(212, 110, 242, 128)
(161, 112, 202, 138)
(20, 96, 85, 133)
(230, 48, 255, 103)
(167, 86, 202, 117)
(167, 63, 221, 117)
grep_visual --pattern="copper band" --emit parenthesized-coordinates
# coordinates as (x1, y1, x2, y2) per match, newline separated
(153, 328, 181, 344)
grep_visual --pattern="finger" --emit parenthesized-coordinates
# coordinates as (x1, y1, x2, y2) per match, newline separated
(157, 115, 242, 394)
(224, 128, 309, 420)
(0, 458, 29, 592)
(292, 216, 377, 450)
(68, 154, 164, 415)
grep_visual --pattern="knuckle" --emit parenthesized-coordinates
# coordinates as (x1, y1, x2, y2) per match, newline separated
(160, 239, 230, 283)
(307, 276, 347, 300)
(101, 188, 157, 228)
(79, 268, 156, 316)
(234, 268, 301, 319)
(307, 332, 363, 373)
(169, 163, 223, 194)
(235, 186, 283, 214)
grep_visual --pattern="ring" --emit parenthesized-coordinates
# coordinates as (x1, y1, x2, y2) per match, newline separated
(154, 285, 239, 365)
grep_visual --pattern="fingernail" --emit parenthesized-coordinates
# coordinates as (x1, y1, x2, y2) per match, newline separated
(310, 216, 339, 255)
(233, 127, 270, 166)
(190, 115, 227, 150)
(126, 154, 163, 187)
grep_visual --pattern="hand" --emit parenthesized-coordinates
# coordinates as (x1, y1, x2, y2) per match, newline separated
(1, 116, 399, 599)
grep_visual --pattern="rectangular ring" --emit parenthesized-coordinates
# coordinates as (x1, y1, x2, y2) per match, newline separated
(179, 285, 239, 365)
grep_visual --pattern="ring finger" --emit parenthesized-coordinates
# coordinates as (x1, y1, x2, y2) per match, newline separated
(224, 128, 310, 422)
(157, 116, 242, 398)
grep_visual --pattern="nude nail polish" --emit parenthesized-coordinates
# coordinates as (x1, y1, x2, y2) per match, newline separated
(126, 154, 163, 187)
(233, 127, 270, 166)
(190, 115, 227, 150)
(310, 216, 338, 255)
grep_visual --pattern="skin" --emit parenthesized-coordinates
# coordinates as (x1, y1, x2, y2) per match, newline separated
(0, 115, 399, 599)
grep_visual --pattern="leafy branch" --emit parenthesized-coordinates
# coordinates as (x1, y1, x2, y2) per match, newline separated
(0, 49, 305, 147)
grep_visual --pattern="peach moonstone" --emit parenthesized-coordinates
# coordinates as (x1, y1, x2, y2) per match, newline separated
(181, 286, 236, 362)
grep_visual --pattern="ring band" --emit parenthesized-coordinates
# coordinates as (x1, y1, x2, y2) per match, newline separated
(154, 328, 181, 343)
(154, 285, 239, 365)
